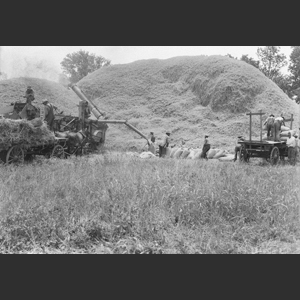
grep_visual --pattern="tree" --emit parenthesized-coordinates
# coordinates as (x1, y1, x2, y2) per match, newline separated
(288, 46, 300, 91)
(240, 54, 260, 69)
(256, 46, 287, 80)
(60, 50, 111, 83)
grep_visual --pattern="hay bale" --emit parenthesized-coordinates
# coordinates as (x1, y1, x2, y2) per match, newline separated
(180, 148, 190, 159)
(213, 149, 226, 159)
(170, 147, 178, 158)
(173, 148, 184, 159)
(207, 149, 219, 159)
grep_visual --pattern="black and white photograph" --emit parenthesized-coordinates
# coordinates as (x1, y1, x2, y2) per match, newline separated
(0, 46, 299, 254)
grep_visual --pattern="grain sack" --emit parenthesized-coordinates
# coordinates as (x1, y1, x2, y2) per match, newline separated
(213, 149, 226, 159)
(170, 147, 178, 158)
(148, 142, 156, 155)
(219, 154, 235, 161)
(262, 134, 268, 141)
(207, 149, 219, 159)
(193, 149, 203, 159)
(165, 147, 171, 158)
(281, 125, 290, 132)
(139, 151, 156, 159)
(280, 130, 296, 137)
(280, 137, 288, 142)
(180, 148, 190, 159)
(173, 148, 184, 159)
(187, 149, 196, 159)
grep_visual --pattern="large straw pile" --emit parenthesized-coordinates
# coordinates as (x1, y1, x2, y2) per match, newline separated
(0, 119, 55, 150)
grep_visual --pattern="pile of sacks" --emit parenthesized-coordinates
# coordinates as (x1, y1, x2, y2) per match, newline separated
(262, 125, 297, 142)
(165, 146, 230, 160)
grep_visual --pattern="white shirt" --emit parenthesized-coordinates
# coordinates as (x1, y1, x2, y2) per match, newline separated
(286, 136, 296, 148)
(275, 117, 283, 122)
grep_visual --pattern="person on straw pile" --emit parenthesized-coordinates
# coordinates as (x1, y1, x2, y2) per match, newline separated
(273, 115, 285, 142)
(19, 95, 38, 121)
(286, 131, 296, 166)
(201, 135, 210, 160)
(23, 86, 35, 103)
(233, 135, 245, 162)
(159, 131, 170, 158)
(42, 99, 57, 131)
(263, 114, 275, 140)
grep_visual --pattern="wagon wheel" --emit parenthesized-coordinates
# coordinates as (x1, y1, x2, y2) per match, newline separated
(270, 146, 280, 165)
(6, 145, 25, 164)
(239, 147, 249, 163)
(51, 145, 66, 159)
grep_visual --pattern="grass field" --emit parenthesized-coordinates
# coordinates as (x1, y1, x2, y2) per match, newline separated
(0, 152, 299, 254)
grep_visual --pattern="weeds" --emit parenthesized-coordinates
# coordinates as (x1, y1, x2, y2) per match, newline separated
(0, 153, 299, 253)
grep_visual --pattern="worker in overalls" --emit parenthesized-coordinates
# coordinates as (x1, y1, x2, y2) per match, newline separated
(273, 116, 285, 141)
(201, 135, 210, 160)
(263, 114, 275, 140)
(42, 99, 57, 131)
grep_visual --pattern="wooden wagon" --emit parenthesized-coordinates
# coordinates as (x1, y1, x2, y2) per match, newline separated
(238, 110, 294, 165)
(0, 137, 68, 164)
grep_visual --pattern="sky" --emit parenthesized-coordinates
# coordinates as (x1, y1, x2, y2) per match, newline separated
(0, 46, 293, 82)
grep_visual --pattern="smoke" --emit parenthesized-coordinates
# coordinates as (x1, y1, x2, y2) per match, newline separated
(1, 46, 62, 82)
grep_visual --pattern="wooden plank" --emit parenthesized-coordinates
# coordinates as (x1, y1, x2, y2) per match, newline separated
(249, 114, 252, 143)
(246, 112, 266, 116)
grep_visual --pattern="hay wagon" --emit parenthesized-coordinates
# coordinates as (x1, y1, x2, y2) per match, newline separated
(238, 110, 294, 165)
(0, 137, 68, 164)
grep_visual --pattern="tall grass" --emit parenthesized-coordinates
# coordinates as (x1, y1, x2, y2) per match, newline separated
(0, 154, 299, 253)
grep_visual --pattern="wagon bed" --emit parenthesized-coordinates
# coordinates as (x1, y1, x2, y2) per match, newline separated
(238, 139, 288, 164)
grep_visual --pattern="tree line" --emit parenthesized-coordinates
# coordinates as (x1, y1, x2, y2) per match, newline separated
(226, 46, 300, 102)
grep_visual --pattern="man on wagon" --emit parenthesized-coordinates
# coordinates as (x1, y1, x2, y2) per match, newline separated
(23, 86, 35, 103)
(263, 114, 275, 140)
(42, 99, 57, 131)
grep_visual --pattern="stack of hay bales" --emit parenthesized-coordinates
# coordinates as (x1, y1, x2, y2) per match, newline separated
(0, 118, 55, 150)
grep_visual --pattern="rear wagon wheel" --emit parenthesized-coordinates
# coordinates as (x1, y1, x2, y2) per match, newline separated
(51, 145, 66, 159)
(6, 145, 24, 164)
(270, 146, 280, 165)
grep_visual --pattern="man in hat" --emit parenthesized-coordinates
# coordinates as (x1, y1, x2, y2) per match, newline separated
(159, 131, 170, 158)
(263, 114, 275, 140)
(234, 136, 245, 162)
(201, 135, 210, 160)
(23, 86, 35, 103)
(286, 131, 296, 165)
(42, 99, 57, 131)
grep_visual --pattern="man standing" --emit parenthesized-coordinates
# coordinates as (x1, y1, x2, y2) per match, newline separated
(23, 86, 35, 103)
(263, 114, 275, 140)
(42, 99, 57, 131)
(273, 116, 285, 141)
(286, 131, 296, 166)
(201, 135, 210, 160)
(234, 136, 245, 162)
(149, 132, 156, 143)
(159, 131, 170, 158)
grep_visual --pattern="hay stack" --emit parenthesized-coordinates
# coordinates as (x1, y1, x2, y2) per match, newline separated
(0, 119, 55, 150)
